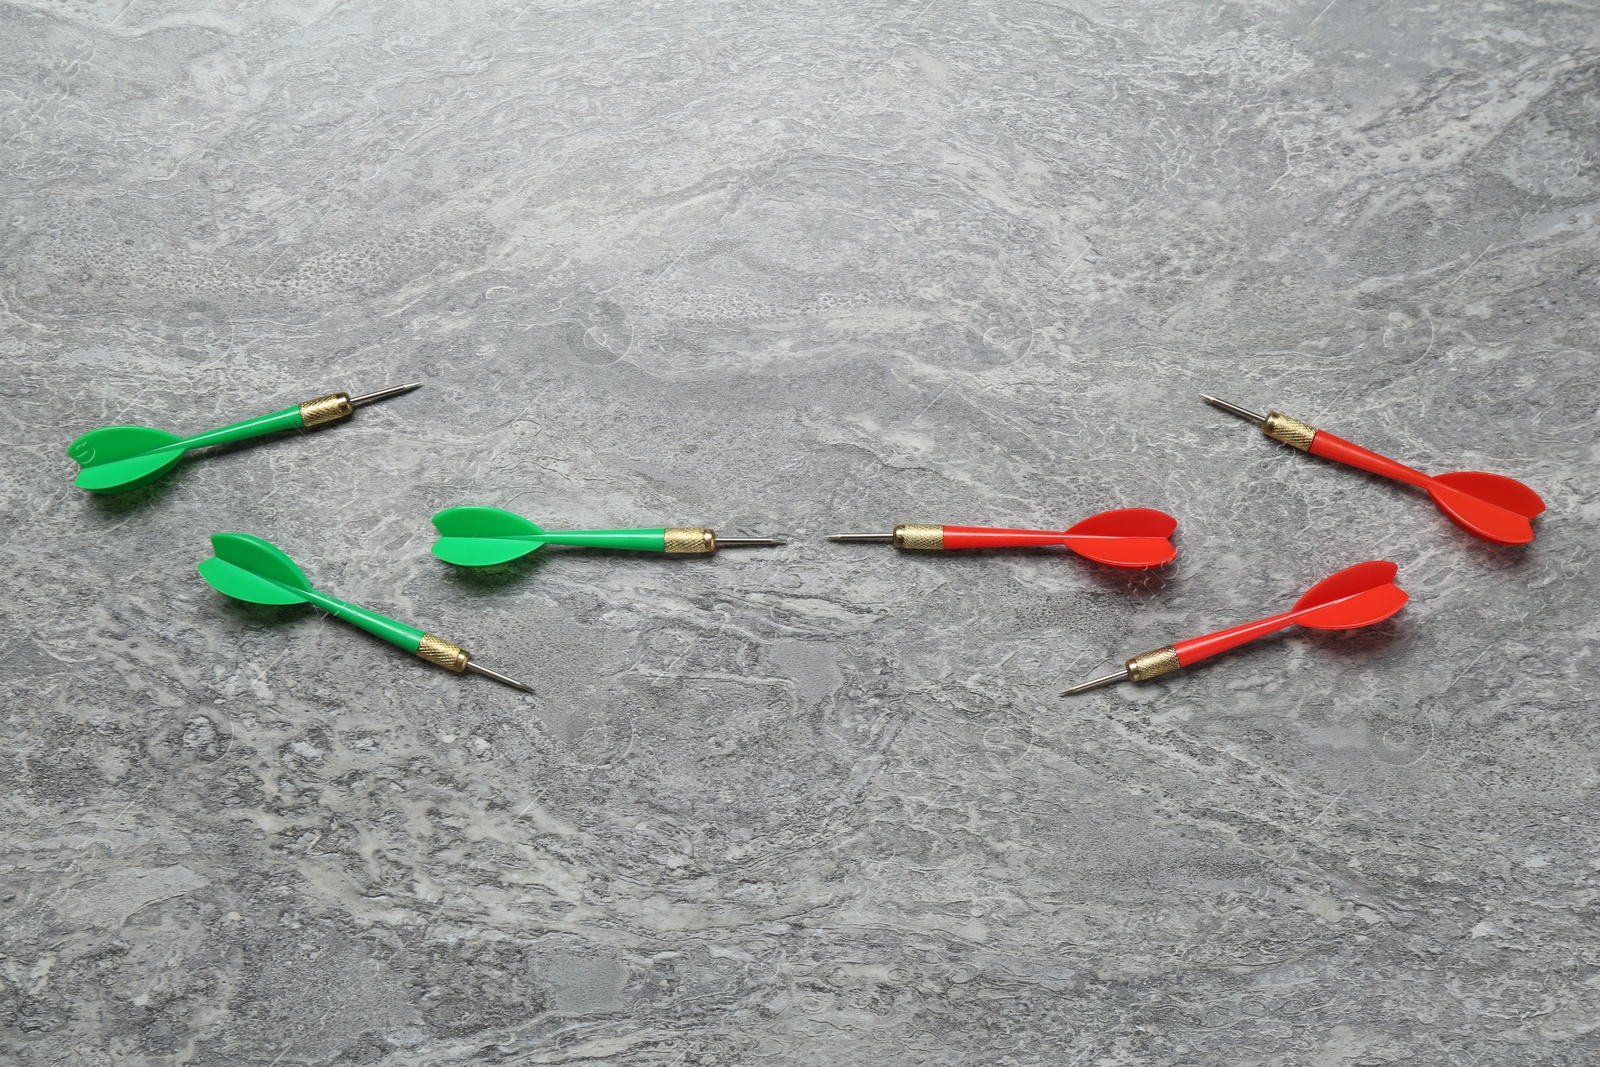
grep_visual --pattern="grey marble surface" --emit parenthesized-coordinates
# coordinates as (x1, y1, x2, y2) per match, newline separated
(2, 0, 1598, 1063)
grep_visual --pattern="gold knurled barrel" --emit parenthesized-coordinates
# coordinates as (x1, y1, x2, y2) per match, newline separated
(1261, 411, 1318, 452)
(664, 528, 717, 554)
(416, 634, 470, 672)
(1125, 645, 1180, 682)
(298, 392, 356, 427)
(891, 524, 945, 550)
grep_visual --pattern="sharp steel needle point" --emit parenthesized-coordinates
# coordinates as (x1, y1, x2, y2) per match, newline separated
(1060, 670, 1129, 696)
(1201, 394, 1266, 426)
(465, 661, 537, 694)
(349, 382, 423, 407)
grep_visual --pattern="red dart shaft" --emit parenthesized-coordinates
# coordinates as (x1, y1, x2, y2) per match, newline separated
(1308, 431, 1431, 490)
(1172, 608, 1298, 666)
(938, 524, 1176, 568)
(1207, 397, 1541, 546)
(1277, 415, 1536, 544)
(1173, 584, 1405, 666)
(1063, 559, 1407, 696)
(941, 525, 1075, 549)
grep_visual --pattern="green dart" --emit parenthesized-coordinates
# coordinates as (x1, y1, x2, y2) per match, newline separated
(431, 506, 785, 566)
(197, 532, 534, 694)
(68, 382, 420, 493)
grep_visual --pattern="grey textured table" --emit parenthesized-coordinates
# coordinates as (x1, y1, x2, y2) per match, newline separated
(3, 2, 1597, 1064)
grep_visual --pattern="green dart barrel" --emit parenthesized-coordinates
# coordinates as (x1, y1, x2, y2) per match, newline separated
(430, 506, 781, 566)
(67, 383, 419, 494)
(197, 533, 533, 693)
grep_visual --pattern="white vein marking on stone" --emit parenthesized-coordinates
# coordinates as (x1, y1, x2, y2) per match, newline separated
(910, 383, 955, 425)
(1446, 246, 1492, 291)
(1306, 785, 1350, 828)
(1048, 243, 1092, 285)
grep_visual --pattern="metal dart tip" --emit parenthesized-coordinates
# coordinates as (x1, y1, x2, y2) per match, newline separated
(1060, 669, 1130, 697)
(349, 382, 423, 408)
(715, 537, 786, 548)
(465, 660, 536, 694)
(1201, 394, 1266, 426)
(828, 533, 895, 543)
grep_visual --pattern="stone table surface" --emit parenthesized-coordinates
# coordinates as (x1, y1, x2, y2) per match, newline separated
(2, 1, 1597, 1064)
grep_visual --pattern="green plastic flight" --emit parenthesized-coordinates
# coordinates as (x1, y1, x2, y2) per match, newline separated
(197, 533, 533, 693)
(430, 506, 784, 566)
(67, 383, 420, 493)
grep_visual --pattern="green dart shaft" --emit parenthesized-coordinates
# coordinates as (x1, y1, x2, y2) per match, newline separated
(293, 585, 426, 654)
(69, 383, 420, 493)
(170, 405, 308, 450)
(527, 528, 690, 552)
(291, 586, 531, 691)
(183, 384, 422, 446)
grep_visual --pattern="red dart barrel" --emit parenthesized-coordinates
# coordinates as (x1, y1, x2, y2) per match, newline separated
(1063, 560, 1409, 696)
(1208, 397, 1545, 546)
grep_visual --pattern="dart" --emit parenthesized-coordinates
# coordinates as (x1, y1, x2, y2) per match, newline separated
(1203, 395, 1544, 546)
(828, 508, 1178, 569)
(430, 506, 785, 566)
(1062, 560, 1407, 695)
(68, 383, 421, 493)
(197, 533, 534, 694)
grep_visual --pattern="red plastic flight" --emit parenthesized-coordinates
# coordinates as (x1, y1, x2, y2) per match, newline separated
(1062, 560, 1407, 695)
(830, 508, 1177, 569)
(1204, 395, 1544, 546)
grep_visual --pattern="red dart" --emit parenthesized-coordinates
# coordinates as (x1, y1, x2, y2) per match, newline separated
(1204, 395, 1545, 546)
(1062, 560, 1407, 695)
(829, 508, 1177, 569)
